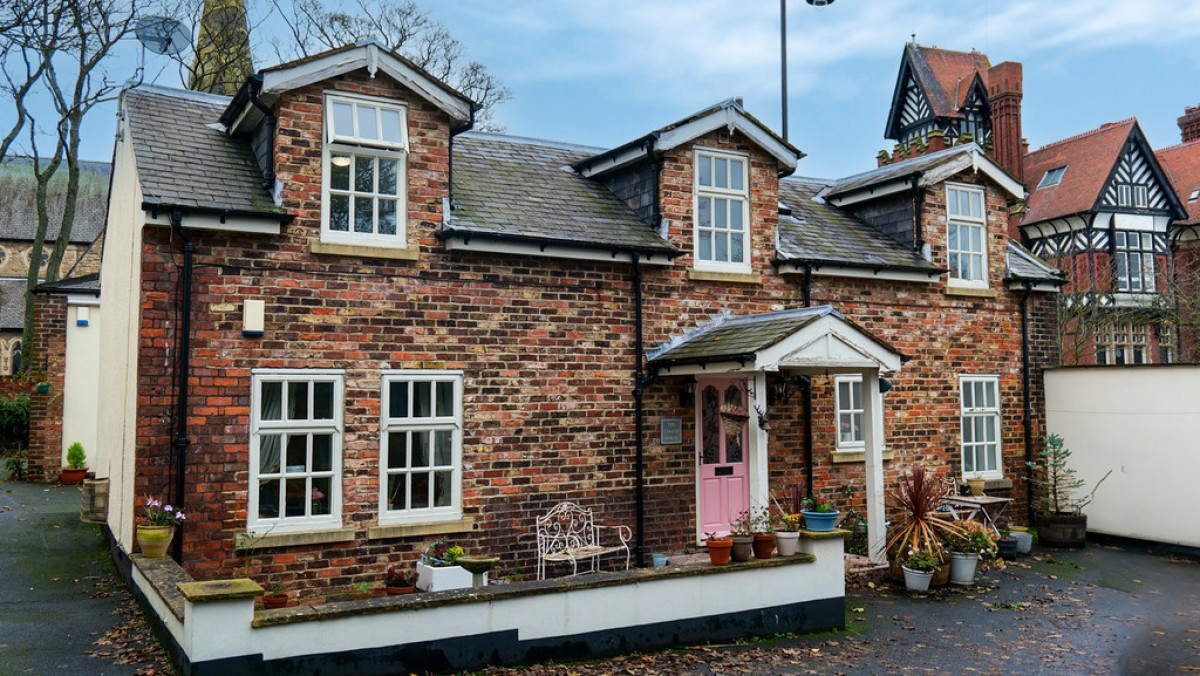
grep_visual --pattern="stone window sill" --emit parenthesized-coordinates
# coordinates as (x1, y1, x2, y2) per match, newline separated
(311, 241, 419, 261)
(235, 527, 356, 551)
(960, 477, 1013, 491)
(944, 285, 997, 298)
(831, 448, 895, 464)
(367, 517, 475, 540)
(687, 269, 762, 284)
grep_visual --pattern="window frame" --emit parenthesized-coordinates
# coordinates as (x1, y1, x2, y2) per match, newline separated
(946, 183, 989, 289)
(1096, 322, 1148, 365)
(320, 92, 409, 249)
(378, 370, 464, 526)
(1037, 166, 1067, 188)
(1113, 231, 1156, 293)
(959, 375, 1002, 480)
(834, 375, 865, 451)
(692, 147, 752, 274)
(248, 369, 345, 534)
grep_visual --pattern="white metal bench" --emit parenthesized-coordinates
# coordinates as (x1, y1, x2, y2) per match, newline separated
(536, 501, 632, 580)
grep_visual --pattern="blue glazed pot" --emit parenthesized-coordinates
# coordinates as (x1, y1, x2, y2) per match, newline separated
(801, 510, 840, 532)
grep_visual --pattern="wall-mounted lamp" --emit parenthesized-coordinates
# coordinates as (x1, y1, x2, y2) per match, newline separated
(330, 155, 351, 167)
(879, 378, 893, 394)
(769, 375, 809, 406)
(678, 380, 695, 407)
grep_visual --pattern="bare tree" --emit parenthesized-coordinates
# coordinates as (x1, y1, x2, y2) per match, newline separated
(271, 0, 510, 130)
(0, 0, 136, 369)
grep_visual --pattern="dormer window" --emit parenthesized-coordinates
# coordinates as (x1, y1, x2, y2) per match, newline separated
(1037, 166, 1066, 188)
(321, 93, 408, 248)
(693, 148, 750, 273)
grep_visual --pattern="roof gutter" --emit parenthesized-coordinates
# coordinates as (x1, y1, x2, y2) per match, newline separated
(143, 201, 294, 225)
(437, 228, 679, 259)
(647, 352, 758, 370)
(773, 257, 945, 277)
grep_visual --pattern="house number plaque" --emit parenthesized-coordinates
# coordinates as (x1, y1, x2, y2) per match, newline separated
(660, 418, 682, 445)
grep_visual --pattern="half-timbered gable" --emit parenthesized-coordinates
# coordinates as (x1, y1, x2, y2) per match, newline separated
(884, 44, 993, 146)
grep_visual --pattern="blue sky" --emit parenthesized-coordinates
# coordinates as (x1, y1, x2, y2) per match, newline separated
(20, 0, 1200, 180)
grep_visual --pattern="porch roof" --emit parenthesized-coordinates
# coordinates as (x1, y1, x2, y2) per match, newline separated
(646, 305, 904, 374)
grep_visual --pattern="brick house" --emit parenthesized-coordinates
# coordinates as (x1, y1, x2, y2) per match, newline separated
(86, 42, 1060, 600)
(1155, 108, 1200, 361)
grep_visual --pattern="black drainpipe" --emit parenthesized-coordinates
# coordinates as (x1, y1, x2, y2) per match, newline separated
(911, 173, 925, 253)
(1019, 281, 1035, 525)
(630, 136, 661, 567)
(170, 211, 194, 563)
(801, 264, 814, 498)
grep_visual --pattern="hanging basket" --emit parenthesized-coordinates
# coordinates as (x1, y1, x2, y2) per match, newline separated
(720, 410, 749, 439)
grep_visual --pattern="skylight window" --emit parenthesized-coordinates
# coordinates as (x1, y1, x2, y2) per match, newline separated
(1037, 166, 1067, 188)
(1189, 189, 1199, 203)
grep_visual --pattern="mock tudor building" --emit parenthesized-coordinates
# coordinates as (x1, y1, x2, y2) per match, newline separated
(80, 41, 1059, 601)
(1021, 120, 1186, 365)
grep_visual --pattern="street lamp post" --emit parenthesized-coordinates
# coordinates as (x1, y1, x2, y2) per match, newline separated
(781, 0, 834, 142)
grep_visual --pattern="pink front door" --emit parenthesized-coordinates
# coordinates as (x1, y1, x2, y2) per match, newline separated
(697, 379, 750, 537)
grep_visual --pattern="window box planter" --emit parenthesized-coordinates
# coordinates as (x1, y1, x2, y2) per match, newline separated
(416, 561, 481, 592)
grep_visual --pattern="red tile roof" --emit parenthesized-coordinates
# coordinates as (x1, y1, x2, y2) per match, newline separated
(1156, 140, 1200, 226)
(910, 45, 991, 118)
(1021, 119, 1136, 225)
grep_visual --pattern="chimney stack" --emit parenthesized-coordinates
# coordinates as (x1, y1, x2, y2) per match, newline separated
(987, 61, 1024, 183)
(190, 0, 254, 97)
(1179, 105, 1200, 143)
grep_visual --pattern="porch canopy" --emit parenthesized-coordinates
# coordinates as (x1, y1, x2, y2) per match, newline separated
(647, 305, 904, 562)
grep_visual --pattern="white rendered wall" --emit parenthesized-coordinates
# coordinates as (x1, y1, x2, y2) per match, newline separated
(61, 302, 101, 467)
(1045, 366, 1200, 548)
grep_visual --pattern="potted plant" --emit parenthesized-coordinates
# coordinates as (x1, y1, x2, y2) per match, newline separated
(774, 512, 802, 556)
(944, 520, 997, 585)
(384, 565, 417, 595)
(261, 580, 288, 609)
(416, 540, 477, 591)
(1027, 434, 1111, 548)
(965, 477, 986, 496)
(728, 511, 755, 562)
(137, 496, 186, 558)
(704, 532, 733, 566)
(886, 467, 963, 585)
(800, 493, 840, 532)
(60, 441, 87, 485)
(750, 507, 775, 559)
(900, 547, 942, 593)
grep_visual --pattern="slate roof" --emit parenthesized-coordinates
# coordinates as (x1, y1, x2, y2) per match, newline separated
(445, 132, 677, 255)
(124, 85, 284, 217)
(0, 157, 109, 243)
(909, 45, 991, 118)
(34, 273, 101, 295)
(824, 144, 978, 198)
(1021, 120, 1135, 225)
(0, 278, 26, 330)
(776, 177, 941, 274)
(647, 306, 836, 366)
(1157, 141, 1200, 227)
(1004, 242, 1064, 285)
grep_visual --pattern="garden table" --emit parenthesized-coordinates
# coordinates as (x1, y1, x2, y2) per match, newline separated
(940, 495, 1013, 537)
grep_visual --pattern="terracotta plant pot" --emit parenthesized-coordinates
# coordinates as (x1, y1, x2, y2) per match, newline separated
(136, 525, 174, 558)
(752, 533, 775, 559)
(966, 478, 986, 496)
(705, 538, 733, 566)
(385, 585, 415, 596)
(60, 468, 87, 485)
(262, 593, 288, 609)
(730, 536, 754, 562)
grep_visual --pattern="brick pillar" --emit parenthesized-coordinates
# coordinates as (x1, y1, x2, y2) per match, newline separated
(1178, 105, 1200, 143)
(987, 61, 1024, 184)
(26, 293, 67, 483)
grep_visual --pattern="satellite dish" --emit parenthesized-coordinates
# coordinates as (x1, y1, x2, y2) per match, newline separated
(135, 16, 190, 56)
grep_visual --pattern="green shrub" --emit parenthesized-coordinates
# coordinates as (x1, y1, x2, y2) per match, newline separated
(0, 392, 30, 454)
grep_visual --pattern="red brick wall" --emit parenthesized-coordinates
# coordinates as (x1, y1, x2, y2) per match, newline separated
(27, 293, 66, 482)
(129, 73, 1055, 599)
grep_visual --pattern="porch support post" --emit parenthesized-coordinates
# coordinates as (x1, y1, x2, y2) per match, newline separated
(861, 369, 887, 563)
(750, 371, 770, 508)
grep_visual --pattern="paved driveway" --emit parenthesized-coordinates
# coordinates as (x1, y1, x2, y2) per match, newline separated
(0, 471, 169, 675)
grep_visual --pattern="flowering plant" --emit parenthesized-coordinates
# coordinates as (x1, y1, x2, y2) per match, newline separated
(901, 547, 943, 572)
(944, 520, 998, 556)
(801, 494, 836, 514)
(385, 565, 417, 587)
(728, 510, 754, 537)
(263, 579, 285, 596)
(421, 540, 465, 567)
(142, 497, 186, 526)
(776, 513, 803, 532)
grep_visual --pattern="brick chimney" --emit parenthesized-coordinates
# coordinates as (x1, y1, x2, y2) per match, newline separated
(1179, 105, 1200, 143)
(987, 61, 1024, 183)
